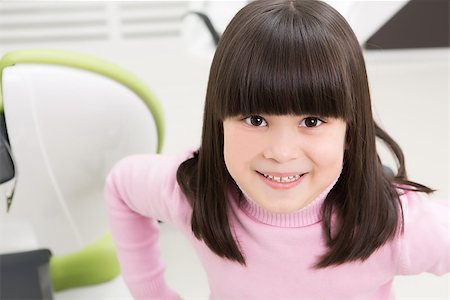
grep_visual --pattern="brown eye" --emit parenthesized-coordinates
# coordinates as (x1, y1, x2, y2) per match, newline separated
(244, 115, 267, 127)
(301, 117, 323, 128)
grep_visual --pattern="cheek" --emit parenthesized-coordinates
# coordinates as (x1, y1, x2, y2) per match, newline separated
(224, 127, 261, 163)
(223, 142, 241, 174)
(224, 129, 266, 185)
(223, 126, 249, 176)
(309, 134, 345, 169)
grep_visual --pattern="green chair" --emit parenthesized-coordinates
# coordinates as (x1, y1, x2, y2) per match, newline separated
(0, 49, 164, 294)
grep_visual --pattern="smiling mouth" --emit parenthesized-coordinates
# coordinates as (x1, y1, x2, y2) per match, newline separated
(256, 171, 306, 183)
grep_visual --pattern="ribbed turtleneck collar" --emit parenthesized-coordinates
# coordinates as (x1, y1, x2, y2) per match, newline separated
(236, 175, 339, 228)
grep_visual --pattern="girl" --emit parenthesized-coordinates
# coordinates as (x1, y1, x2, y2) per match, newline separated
(105, 0, 449, 299)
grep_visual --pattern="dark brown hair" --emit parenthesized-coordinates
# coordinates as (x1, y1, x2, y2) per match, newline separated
(176, 0, 433, 268)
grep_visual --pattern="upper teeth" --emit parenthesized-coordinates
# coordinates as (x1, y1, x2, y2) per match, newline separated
(263, 173, 301, 183)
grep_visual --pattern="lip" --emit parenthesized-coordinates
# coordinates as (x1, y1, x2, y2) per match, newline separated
(258, 171, 303, 177)
(257, 171, 306, 190)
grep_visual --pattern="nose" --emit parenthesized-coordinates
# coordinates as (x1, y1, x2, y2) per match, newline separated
(263, 128, 302, 163)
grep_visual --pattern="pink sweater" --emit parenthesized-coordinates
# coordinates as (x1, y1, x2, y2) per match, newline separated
(105, 150, 449, 300)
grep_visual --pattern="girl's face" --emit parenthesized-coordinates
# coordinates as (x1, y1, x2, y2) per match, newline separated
(223, 114, 346, 213)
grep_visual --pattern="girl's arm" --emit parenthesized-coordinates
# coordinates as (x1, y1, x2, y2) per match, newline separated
(397, 191, 450, 276)
(104, 152, 192, 300)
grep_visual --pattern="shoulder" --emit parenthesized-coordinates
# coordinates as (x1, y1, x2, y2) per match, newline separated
(395, 189, 449, 275)
(107, 149, 196, 194)
(106, 149, 197, 222)
(397, 189, 449, 225)
(109, 149, 195, 178)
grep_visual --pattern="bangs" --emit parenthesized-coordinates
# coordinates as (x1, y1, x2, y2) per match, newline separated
(214, 2, 354, 121)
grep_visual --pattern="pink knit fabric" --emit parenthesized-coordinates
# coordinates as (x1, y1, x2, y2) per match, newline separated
(105, 150, 449, 300)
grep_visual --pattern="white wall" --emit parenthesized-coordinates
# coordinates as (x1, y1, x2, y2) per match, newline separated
(366, 48, 449, 299)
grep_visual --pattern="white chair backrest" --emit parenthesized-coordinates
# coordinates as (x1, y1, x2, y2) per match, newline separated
(1, 60, 158, 255)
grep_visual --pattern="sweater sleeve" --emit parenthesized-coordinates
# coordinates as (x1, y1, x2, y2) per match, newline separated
(104, 152, 193, 299)
(396, 191, 450, 276)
